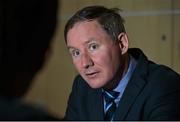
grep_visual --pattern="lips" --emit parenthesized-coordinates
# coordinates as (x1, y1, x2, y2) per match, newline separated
(86, 72, 97, 75)
(85, 71, 99, 78)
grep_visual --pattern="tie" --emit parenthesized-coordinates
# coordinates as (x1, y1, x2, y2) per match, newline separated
(103, 90, 119, 121)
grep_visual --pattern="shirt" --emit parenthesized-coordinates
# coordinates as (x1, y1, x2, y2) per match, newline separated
(103, 55, 137, 113)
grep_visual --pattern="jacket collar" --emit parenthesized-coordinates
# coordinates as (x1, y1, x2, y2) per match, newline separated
(114, 48, 149, 120)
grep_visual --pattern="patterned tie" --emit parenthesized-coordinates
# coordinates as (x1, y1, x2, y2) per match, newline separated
(103, 90, 119, 121)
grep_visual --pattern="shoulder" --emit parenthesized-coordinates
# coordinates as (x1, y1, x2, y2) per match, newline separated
(143, 63, 180, 103)
(143, 65, 180, 119)
(147, 63, 180, 85)
(73, 75, 91, 89)
(71, 75, 93, 96)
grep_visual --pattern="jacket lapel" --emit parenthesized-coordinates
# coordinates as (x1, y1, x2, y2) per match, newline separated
(114, 48, 149, 120)
(114, 76, 146, 120)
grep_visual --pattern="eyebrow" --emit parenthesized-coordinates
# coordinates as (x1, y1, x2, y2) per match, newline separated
(67, 38, 97, 50)
(84, 38, 97, 45)
(67, 46, 76, 50)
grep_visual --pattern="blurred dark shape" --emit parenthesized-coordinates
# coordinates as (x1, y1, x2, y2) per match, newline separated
(0, 0, 60, 120)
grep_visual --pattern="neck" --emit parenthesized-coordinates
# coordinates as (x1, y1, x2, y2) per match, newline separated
(103, 53, 130, 90)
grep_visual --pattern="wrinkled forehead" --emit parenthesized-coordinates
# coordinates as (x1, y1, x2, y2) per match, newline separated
(67, 20, 107, 39)
(70, 20, 102, 32)
(67, 21, 108, 41)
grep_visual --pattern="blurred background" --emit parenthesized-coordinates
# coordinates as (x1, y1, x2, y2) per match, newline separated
(24, 0, 180, 118)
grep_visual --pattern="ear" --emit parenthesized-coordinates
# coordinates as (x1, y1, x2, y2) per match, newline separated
(117, 32, 129, 55)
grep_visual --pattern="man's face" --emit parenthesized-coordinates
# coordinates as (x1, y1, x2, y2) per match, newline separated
(66, 20, 124, 89)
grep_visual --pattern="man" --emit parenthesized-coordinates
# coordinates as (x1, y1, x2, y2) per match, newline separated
(64, 5, 180, 120)
(0, 0, 60, 120)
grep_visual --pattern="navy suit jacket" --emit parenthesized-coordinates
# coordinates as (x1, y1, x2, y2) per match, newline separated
(65, 48, 180, 120)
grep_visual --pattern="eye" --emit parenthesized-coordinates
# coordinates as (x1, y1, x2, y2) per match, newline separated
(89, 43, 99, 51)
(70, 49, 80, 58)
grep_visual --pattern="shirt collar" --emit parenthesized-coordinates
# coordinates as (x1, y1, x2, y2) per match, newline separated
(114, 55, 137, 98)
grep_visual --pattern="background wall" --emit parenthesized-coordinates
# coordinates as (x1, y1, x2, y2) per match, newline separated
(24, 0, 180, 118)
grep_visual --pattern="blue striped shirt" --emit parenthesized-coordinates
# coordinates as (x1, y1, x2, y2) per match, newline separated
(103, 55, 137, 113)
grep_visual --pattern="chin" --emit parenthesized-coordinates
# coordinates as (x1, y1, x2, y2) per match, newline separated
(87, 81, 105, 89)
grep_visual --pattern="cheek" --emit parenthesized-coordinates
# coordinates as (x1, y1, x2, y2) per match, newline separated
(94, 49, 121, 73)
(73, 60, 82, 72)
(93, 51, 114, 70)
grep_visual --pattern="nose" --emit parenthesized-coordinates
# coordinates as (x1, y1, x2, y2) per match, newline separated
(81, 53, 93, 69)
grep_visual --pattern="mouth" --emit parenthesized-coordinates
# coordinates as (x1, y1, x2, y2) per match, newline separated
(85, 71, 99, 78)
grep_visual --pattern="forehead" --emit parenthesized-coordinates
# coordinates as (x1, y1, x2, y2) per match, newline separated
(68, 20, 105, 36)
(66, 20, 110, 46)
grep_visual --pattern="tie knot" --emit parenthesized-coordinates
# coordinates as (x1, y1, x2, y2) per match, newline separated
(103, 90, 119, 103)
